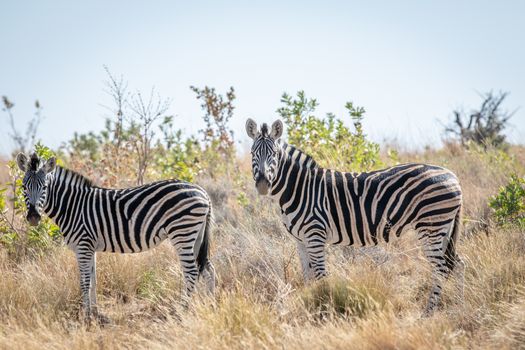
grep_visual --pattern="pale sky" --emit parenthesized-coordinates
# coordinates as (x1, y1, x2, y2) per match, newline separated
(1, 1, 524, 155)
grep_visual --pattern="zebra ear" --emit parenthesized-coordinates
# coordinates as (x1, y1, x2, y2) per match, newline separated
(246, 118, 258, 140)
(270, 120, 283, 140)
(43, 157, 56, 174)
(16, 153, 28, 172)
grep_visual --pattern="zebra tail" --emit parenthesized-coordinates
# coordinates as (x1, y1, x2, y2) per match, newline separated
(197, 203, 212, 275)
(444, 206, 462, 271)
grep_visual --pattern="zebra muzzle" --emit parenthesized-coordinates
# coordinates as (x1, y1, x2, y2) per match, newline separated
(26, 211, 41, 226)
(255, 178, 270, 195)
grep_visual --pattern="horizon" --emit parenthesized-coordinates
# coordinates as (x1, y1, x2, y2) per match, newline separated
(1, 1, 524, 156)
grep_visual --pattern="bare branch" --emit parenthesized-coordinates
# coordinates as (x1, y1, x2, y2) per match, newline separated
(445, 91, 513, 148)
(127, 87, 171, 185)
(1, 95, 43, 154)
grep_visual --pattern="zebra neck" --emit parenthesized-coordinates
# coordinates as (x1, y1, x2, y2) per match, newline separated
(43, 167, 93, 231)
(269, 144, 318, 208)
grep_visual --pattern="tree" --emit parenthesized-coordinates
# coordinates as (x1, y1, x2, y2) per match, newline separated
(102, 65, 129, 150)
(66, 68, 172, 186)
(127, 88, 171, 185)
(445, 91, 515, 148)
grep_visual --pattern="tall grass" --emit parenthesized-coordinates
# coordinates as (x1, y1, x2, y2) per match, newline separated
(0, 145, 524, 349)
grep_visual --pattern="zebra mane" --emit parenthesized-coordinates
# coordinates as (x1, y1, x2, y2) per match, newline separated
(280, 141, 319, 169)
(29, 153, 40, 171)
(260, 123, 269, 137)
(56, 166, 95, 187)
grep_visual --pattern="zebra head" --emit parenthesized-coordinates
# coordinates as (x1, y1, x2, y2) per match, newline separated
(245, 118, 283, 195)
(16, 153, 56, 226)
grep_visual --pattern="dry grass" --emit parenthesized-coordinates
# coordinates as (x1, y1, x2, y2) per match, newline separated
(0, 146, 524, 349)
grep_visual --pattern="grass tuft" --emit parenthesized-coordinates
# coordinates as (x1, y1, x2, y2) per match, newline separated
(300, 276, 388, 320)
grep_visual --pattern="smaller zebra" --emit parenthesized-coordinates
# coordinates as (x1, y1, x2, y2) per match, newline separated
(16, 153, 216, 321)
(246, 118, 465, 316)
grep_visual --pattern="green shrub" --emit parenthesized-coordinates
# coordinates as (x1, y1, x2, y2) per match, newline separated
(68, 131, 104, 161)
(277, 91, 382, 172)
(154, 116, 202, 182)
(34, 142, 57, 161)
(137, 269, 167, 301)
(236, 191, 249, 208)
(0, 143, 61, 253)
(0, 187, 16, 246)
(191, 85, 237, 178)
(489, 175, 525, 228)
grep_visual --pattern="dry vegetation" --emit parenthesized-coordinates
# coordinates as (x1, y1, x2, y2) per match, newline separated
(0, 143, 524, 350)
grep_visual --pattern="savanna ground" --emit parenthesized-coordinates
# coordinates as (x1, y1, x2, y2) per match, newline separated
(0, 144, 524, 350)
(1, 86, 524, 349)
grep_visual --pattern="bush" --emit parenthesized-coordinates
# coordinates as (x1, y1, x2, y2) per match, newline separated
(154, 116, 202, 182)
(0, 143, 61, 254)
(489, 175, 525, 228)
(0, 187, 15, 246)
(190, 85, 237, 178)
(277, 91, 382, 172)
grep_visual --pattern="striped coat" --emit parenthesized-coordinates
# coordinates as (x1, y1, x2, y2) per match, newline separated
(17, 153, 215, 320)
(246, 119, 464, 316)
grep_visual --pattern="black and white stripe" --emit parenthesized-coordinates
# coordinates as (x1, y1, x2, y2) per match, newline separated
(16, 153, 215, 319)
(246, 119, 464, 315)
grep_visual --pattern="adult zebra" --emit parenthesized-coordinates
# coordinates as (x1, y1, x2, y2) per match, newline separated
(245, 118, 464, 316)
(16, 153, 215, 320)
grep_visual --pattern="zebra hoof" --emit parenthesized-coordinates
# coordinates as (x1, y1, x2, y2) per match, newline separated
(95, 312, 112, 326)
(89, 307, 112, 326)
(421, 305, 437, 318)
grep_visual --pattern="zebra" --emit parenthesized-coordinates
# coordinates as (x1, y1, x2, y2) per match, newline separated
(245, 118, 464, 316)
(16, 152, 216, 321)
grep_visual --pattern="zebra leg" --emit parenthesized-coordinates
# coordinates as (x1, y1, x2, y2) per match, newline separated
(423, 262, 448, 317)
(444, 240, 466, 308)
(455, 255, 466, 306)
(172, 239, 199, 301)
(305, 238, 328, 280)
(200, 261, 216, 294)
(193, 219, 216, 294)
(420, 230, 454, 317)
(90, 253, 97, 315)
(75, 247, 95, 320)
(88, 253, 111, 325)
(297, 241, 313, 281)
